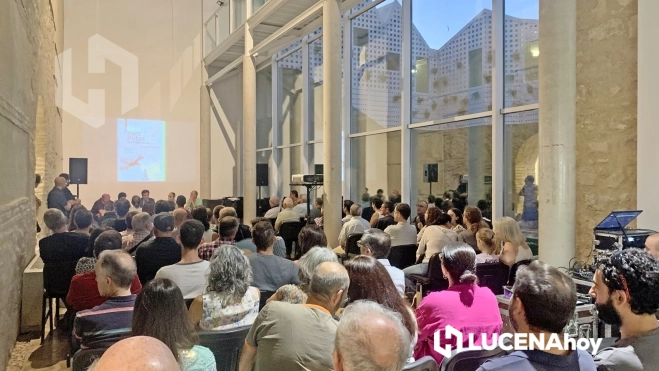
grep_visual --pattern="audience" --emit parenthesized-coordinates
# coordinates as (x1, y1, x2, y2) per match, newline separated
(413, 200, 428, 231)
(113, 199, 130, 232)
(67, 230, 142, 312)
(142, 201, 156, 216)
(122, 211, 139, 238)
(376, 201, 396, 231)
(368, 197, 384, 227)
(122, 212, 154, 252)
(239, 262, 349, 371)
(72, 250, 137, 350)
(247, 221, 299, 294)
(389, 189, 402, 204)
(269, 246, 338, 304)
(91, 194, 111, 221)
(478, 261, 597, 371)
(139, 189, 155, 208)
(274, 198, 300, 231)
(97, 201, 117, 227)
(344, 256, 417, 361)
(219, 207, 251, 241)
(458, 206, 487, 253)
(191, 206, 215, 244)
(154, 200, 170, 215)
(198, 216, 239, 260)
(475, 228, 500, 264)
(289, 190, 299, 204)
(293, 194, 309, 218)
(170, 208, 188, 241)
(448, 208, 466, 233)
(359, 229, 405, 296)
(39, 209, 88, 267)
(414, 242, 502, 364)
(189, 245, 260, 330)
(89, 336, 179, 371)
(334, 301, 412, 371)
(131, 278, 216, 371)
(341, 200, 355, 224)
(336, 204, 370, 252)
(494, 216, 533, 266)
(175, 195, 192, 219)
(155, 220, 209, 300)
(264, 195, 281, 219)
(384, 203, 418, 247)
(591, 249, 659, 371)
(310, 197, 323, 219)
(210, 205, 224, 232)
(297, 224, 328, 257)
(644, 233, 659, 259)
(47, 177, 74, 216)
(72, 208, 93, 235)
(135, 213, 181, 284)
(77, 227, 112, 274)
(67, 204, 86, 232)
(129, 195, 141, 212)
(237, 217, 286, 257)
(167, 192, 176, 202)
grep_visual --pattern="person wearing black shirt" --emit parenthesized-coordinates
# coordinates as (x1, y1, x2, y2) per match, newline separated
(376, 201, 396, 231)
(58, 173, 77, 202)
(112, 199, 130, 233)
(413, 200, 428, 232)
(135, 213, 181, 284)
(39, 209, 88, 266)
(47, 177, 74, 217)
(97, 201, 117, 227)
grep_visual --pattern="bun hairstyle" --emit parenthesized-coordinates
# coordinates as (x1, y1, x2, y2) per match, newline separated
(476, 228, 500, 254)
(463, 206, 483, 235)
(441, 242, 477, 285)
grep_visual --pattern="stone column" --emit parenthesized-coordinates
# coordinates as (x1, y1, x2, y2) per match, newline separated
(243, 23, 257, 222)
(323, 0, 342, 245)
(538, 0, 576, 268)
(200, 85, 211, 198)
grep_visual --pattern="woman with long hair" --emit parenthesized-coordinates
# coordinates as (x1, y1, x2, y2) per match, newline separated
(475, 228, 500, 264)
(447, 208, 466, 233)
(494, 216, 533, 266)
(297, 224, 328, 257)
(414, 242, 502, 364)
(132, 278, 216, 371)
(345, 255, 417, 362)
(458, 206, 487, 253)
(191, 206, 216, 243)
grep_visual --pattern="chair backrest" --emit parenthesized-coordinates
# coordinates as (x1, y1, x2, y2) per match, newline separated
(279, 221, 305, 256)
(268, 218, 277, 227)
(259, 291, 275, 311)
(388, 244, 418, 269)
(345, 233, 364, 256)
(404, 356, 439, 371)
(440, 347, 508, 371)
(43, 260, 78, 296)
(197, 326, 252, 371)
(475, 262, 510, 295)
(508, 259, 533, 286)
(427, 253, 449, 293)
(71, 348, 107, 371)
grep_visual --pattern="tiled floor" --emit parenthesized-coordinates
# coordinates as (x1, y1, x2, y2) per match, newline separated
(8, 327, 69, 371)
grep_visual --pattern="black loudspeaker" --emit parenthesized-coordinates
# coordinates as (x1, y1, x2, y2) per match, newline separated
(69, 158, 88, 184)
(256, 163, 268, 186)
(314, 164, 324, 175)
(423, 164, 438, 183)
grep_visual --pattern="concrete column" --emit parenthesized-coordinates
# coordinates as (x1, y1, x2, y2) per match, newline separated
(200, 85, 211, 198)
(243, 23, 257, 222)
(538, 0, 576, 268)
(323, 0, 342, 245)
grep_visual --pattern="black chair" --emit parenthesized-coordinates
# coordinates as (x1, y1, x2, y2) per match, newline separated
(71, 348, 107, 371)
(259, 291, 275, 311)
(278, 221, 305, 257)
(403, 356, 439, 371)
(197, 326, 251, 371)
(389, 244, 418, 270)
(508, 259, 533, 286)
(268, 218, 277, 227)
(41, 260, 77, 343)
(476, 262, 510, 295)
(344, 233, 364, 260)
(185, 298, 194, 309)
(409, 253, 449, 297)
(440, 347, 508, 371)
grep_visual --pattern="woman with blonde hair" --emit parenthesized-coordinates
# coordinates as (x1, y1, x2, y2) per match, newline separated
(475, 228, 500, 264)
(493, 216, 533, 266)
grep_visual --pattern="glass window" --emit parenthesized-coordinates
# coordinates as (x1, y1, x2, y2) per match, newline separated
(309, 37, 323, 141)
(253, 0, 268, 14)
(350, 132, 402, 201)
(277, 146, 302, 194)
(350, 0, 402, 133)
(504, 0, 539, 107)
(278, 49, 303, 146)
(411, 0, 493, 123)
(256, 66, 272, 150)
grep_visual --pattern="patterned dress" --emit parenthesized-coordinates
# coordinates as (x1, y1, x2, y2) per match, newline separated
(199, 286, 260, 331)
(179, 345, 217, 371)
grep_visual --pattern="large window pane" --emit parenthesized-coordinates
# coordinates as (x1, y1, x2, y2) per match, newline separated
(350, 132, 401, 201)
(411, 0, 493, 124)
(350, 0, 402, 133)
(309, 37, 323, 141)
(256, 66, 272, 150)
(411, 117, 492, 213)
(278, 49, 303, 146)
(504, 0, 539, 107)
(277, 146, 302, 195)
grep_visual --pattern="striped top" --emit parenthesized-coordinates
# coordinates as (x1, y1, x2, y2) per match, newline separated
(73, 295, 136, 349)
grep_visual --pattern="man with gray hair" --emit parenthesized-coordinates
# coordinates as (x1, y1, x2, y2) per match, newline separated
(121, 212, 153, 252)
(39, 208, 88, 265)
(335, 203, 370, 253)
(264, 195, 281, 219)
(239, 262, 349, 371)
(333, 300, 412, 371)
(359, 229, 405, 296)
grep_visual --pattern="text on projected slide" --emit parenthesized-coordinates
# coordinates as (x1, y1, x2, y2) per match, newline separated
(117, 119, 166, 181)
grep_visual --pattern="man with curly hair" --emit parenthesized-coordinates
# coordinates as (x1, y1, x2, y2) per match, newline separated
(590, 249, 659, 371)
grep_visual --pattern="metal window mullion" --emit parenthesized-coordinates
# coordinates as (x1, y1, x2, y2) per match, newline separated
(400, 0, 412, 206)
(301, 36, 311, 175)
(271, 54, 281, 196)
(342, 13, 352, 199)
(491, 0, 505, 219)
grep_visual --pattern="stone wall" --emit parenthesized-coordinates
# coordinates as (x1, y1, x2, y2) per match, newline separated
(0, 0, 63, 367)
(576, 0, 637, 260)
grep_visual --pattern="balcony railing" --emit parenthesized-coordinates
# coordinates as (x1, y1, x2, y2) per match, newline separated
(203, 0, 270, 58)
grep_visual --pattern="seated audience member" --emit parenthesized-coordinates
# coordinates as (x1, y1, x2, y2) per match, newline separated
(91, 194, 111, 221)
(117, 192, 127, 201)
(167, 192, 176, 202)
(478, 261, 597, 371)
(170, 208, 188, 241)
(122, 212, 153, 252)
(167, 200, 176, 212)
(132, 278, 216, 371)
(413, 201, 428, 232)
(448, 208, 466, 233)
(334, 301, 412, 371)
(72, 208, 93, 235)
(89, 336, 179, 371)
(341, 200, 355, 224)
(247, 221, 300, 294)
(344, 256, 417, 361)
(186, 190, 203, 210)
(198, 216, 238, 260)
(293, 194, 309, 218)
(239, 262, 349, 371)
(269, 246, 338, 304)
(191, 206, 215, 244)
(175, 195, 192, 219)
(644, 233, 659, 259)
(384, 203, 418, 247)
(310, 198, 323, 220)
(475, 228, 500, 264)
(336, 204, 371, 252)
(189, 245, 260, 330)
(389, 189, 402, 204)
(237, 217, 286, 257)
(219, 207, 251, 242)
(141, 201, 156, 216)
(72, 250, 137, 349)
(135, 213, 181, 284)
(97, 201, 117, 227)
(210, 205, 224, 231)
(77, 227, 111, 274)
(297, 224, 328, 257)
(154, 200, 170, 215)
(155, 220, 210, 300)
(263, 195, 281, 219)
(494, 216, 533, 266)
(359, 229, 405, 296)
(376, 201, 396, 231)
(274, 198, 300, 231)
(67, 204, 86, 232)
(362, 197, 379, 225)
(414, 242, 502, 365)
(121, 211, 139, 238)
(458, 206, 487, 253)
(67, 231, 142, 312)
(590, 249, 659, 371)
(39, 209, 88, 265)
(112, 199, 130, 232)
(289, 190, 299, 204)
(129, 195, 141, 213)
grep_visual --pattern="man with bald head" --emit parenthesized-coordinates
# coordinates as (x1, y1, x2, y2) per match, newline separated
(334, 301, 412, 371)
(645, 233, 659, 259)
(91, 194, 112, 221)
(90, 336, 180, 371)
(239, 262, 349, 371)
(47, 177, 75, 216)
(274, 197, 300, 232)
(72, 250, 137, 350)
(264, 195, 281, 219)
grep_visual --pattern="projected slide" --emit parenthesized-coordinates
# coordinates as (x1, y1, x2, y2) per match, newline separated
(117, 119, 166, 181)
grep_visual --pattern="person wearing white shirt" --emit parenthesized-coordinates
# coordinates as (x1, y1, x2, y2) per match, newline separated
(358, 228, 406, 296)
(384, 203, 418, 247)
(263, 195, 281, 219)
(274, 198, 301, 231)
(333, 204, 371, 255)
(293, 194, 308, 218)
